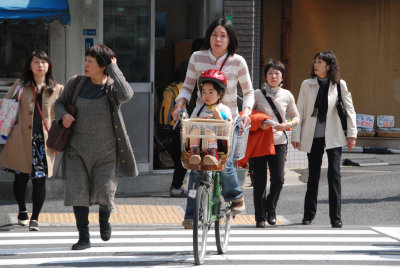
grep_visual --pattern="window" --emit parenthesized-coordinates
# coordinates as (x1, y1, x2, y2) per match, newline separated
(0, 21, 49, 82)
(104, 0, 151, 83)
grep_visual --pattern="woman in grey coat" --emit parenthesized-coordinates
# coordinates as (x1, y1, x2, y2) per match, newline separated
(55, 44, 138, 250)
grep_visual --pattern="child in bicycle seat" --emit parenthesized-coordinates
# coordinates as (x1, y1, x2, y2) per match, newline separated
(189, 69, 232, 166)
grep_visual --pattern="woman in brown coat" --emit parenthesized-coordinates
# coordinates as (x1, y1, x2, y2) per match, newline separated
(0, 50, 63, 231)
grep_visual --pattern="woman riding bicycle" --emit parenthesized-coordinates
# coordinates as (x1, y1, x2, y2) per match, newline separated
(172, 18, 254, 229)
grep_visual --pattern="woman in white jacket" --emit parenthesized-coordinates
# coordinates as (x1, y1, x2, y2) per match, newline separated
(291, 51, 357, 228)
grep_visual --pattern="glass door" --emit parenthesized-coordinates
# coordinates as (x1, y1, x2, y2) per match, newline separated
(104, 0, 154, 172)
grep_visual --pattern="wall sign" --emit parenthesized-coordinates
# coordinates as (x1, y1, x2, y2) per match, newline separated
(85, 38, 93, 50)
(83, 29, 96, 36)
(377, 115, 395, 128)
(356, 114, 374, 131)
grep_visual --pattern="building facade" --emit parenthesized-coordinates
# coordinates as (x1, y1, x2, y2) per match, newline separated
(0, 0, 262, 176)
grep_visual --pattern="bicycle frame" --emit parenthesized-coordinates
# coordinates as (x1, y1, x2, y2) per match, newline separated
(199, 171, 222, 224)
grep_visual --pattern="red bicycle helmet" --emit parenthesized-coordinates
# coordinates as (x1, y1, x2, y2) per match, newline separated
(198, 69, 227, 90)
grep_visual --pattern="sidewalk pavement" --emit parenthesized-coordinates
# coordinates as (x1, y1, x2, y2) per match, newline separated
(2, 151, 397, 228)
(0, 169, 301, 228)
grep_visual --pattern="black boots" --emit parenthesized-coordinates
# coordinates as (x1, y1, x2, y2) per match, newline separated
(71, 205, 112, 250)
(99, 205, 112, 241)
(72, 206, 91, 250)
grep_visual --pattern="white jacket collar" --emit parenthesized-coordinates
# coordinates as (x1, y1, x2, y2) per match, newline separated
(208, 49, 228, 66)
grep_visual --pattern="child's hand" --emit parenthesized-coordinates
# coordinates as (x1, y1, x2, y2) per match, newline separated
(212, 109, 223, 119)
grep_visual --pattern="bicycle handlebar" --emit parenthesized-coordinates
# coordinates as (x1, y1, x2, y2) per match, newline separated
(173, 108, 189, 130)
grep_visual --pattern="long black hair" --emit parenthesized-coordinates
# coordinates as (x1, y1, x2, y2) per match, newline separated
(20, 50, 56, 94)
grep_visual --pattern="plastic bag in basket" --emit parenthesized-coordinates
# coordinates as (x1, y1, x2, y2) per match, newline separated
(0, 85, 23, 140)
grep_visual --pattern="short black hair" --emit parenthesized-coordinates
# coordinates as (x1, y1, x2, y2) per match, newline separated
(200, 81, 225, 102)
(85, 44, 116, 74)
(204, 18, 238, 56)
(264, 59, 286, 80)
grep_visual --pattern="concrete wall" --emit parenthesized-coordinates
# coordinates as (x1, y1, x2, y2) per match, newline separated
(290, 0, 400, 127)
(262, 0, 400, 128)
(224, 0, 261, 88)
(51, 0, 102, 85)
(261, 0, 282, 85)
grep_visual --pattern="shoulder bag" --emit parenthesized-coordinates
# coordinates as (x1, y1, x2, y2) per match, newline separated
(46, 75, 82, 152)
(260, 89, 288, 156)
(0, 84, 23, 140)
(336, 80, 348, 131)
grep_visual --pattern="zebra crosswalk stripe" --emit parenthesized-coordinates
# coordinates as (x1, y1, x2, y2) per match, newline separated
(0, 227, 399, 266)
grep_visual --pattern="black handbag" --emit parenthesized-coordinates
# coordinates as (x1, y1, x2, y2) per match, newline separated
(336, 80, 348, 131)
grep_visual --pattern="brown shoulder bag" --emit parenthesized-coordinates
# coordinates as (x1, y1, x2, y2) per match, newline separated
(46, 75, 81, 152)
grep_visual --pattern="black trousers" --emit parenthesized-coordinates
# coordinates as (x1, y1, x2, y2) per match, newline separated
(304, 137, 342, 224)
(251, 144, 287, 222)
(13, 173, 46, 221)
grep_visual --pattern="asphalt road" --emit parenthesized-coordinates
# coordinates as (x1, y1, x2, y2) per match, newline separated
(0, 152, 399, 229)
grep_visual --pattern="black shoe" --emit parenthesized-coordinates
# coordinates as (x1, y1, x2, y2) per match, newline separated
(267, 212, 276, 226)
(100, 221, 112, 241)
(302, 218, 312, 225)
(72, 239, 91, 250)
(29, 220, 39, 231)
(17, 211, 29, 226)
(256, 221, 265, 228)
(332, 220, 343, 228)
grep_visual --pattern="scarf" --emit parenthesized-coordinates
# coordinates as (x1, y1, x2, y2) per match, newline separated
(261, 82, 280, 98)
(311, 77, 330, 123)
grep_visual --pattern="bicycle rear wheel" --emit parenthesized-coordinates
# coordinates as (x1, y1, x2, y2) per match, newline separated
(215, 197, 231, 254)
(193, 184, 209, 265)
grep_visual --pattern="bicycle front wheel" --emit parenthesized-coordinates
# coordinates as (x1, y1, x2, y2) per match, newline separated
(215, 197, 231, 254)
(193, 184, 209, 265)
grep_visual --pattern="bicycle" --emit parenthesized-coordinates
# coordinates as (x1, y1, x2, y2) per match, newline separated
(179, 112, 237, 264)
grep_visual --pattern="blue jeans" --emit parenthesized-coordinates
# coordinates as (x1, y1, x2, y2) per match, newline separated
(184, 125, 243, 219)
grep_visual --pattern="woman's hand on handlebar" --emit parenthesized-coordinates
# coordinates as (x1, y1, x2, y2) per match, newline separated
(240, 106, 251, 126)
(172, 99, 188, 121)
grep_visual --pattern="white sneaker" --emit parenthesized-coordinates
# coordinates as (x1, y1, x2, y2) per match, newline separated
(189, 155, 201, 165)
(203, 155, 219, 165)
(170, 186, 188, 197)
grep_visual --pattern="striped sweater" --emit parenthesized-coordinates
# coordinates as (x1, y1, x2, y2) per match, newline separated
(177, 49, 254, 117)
